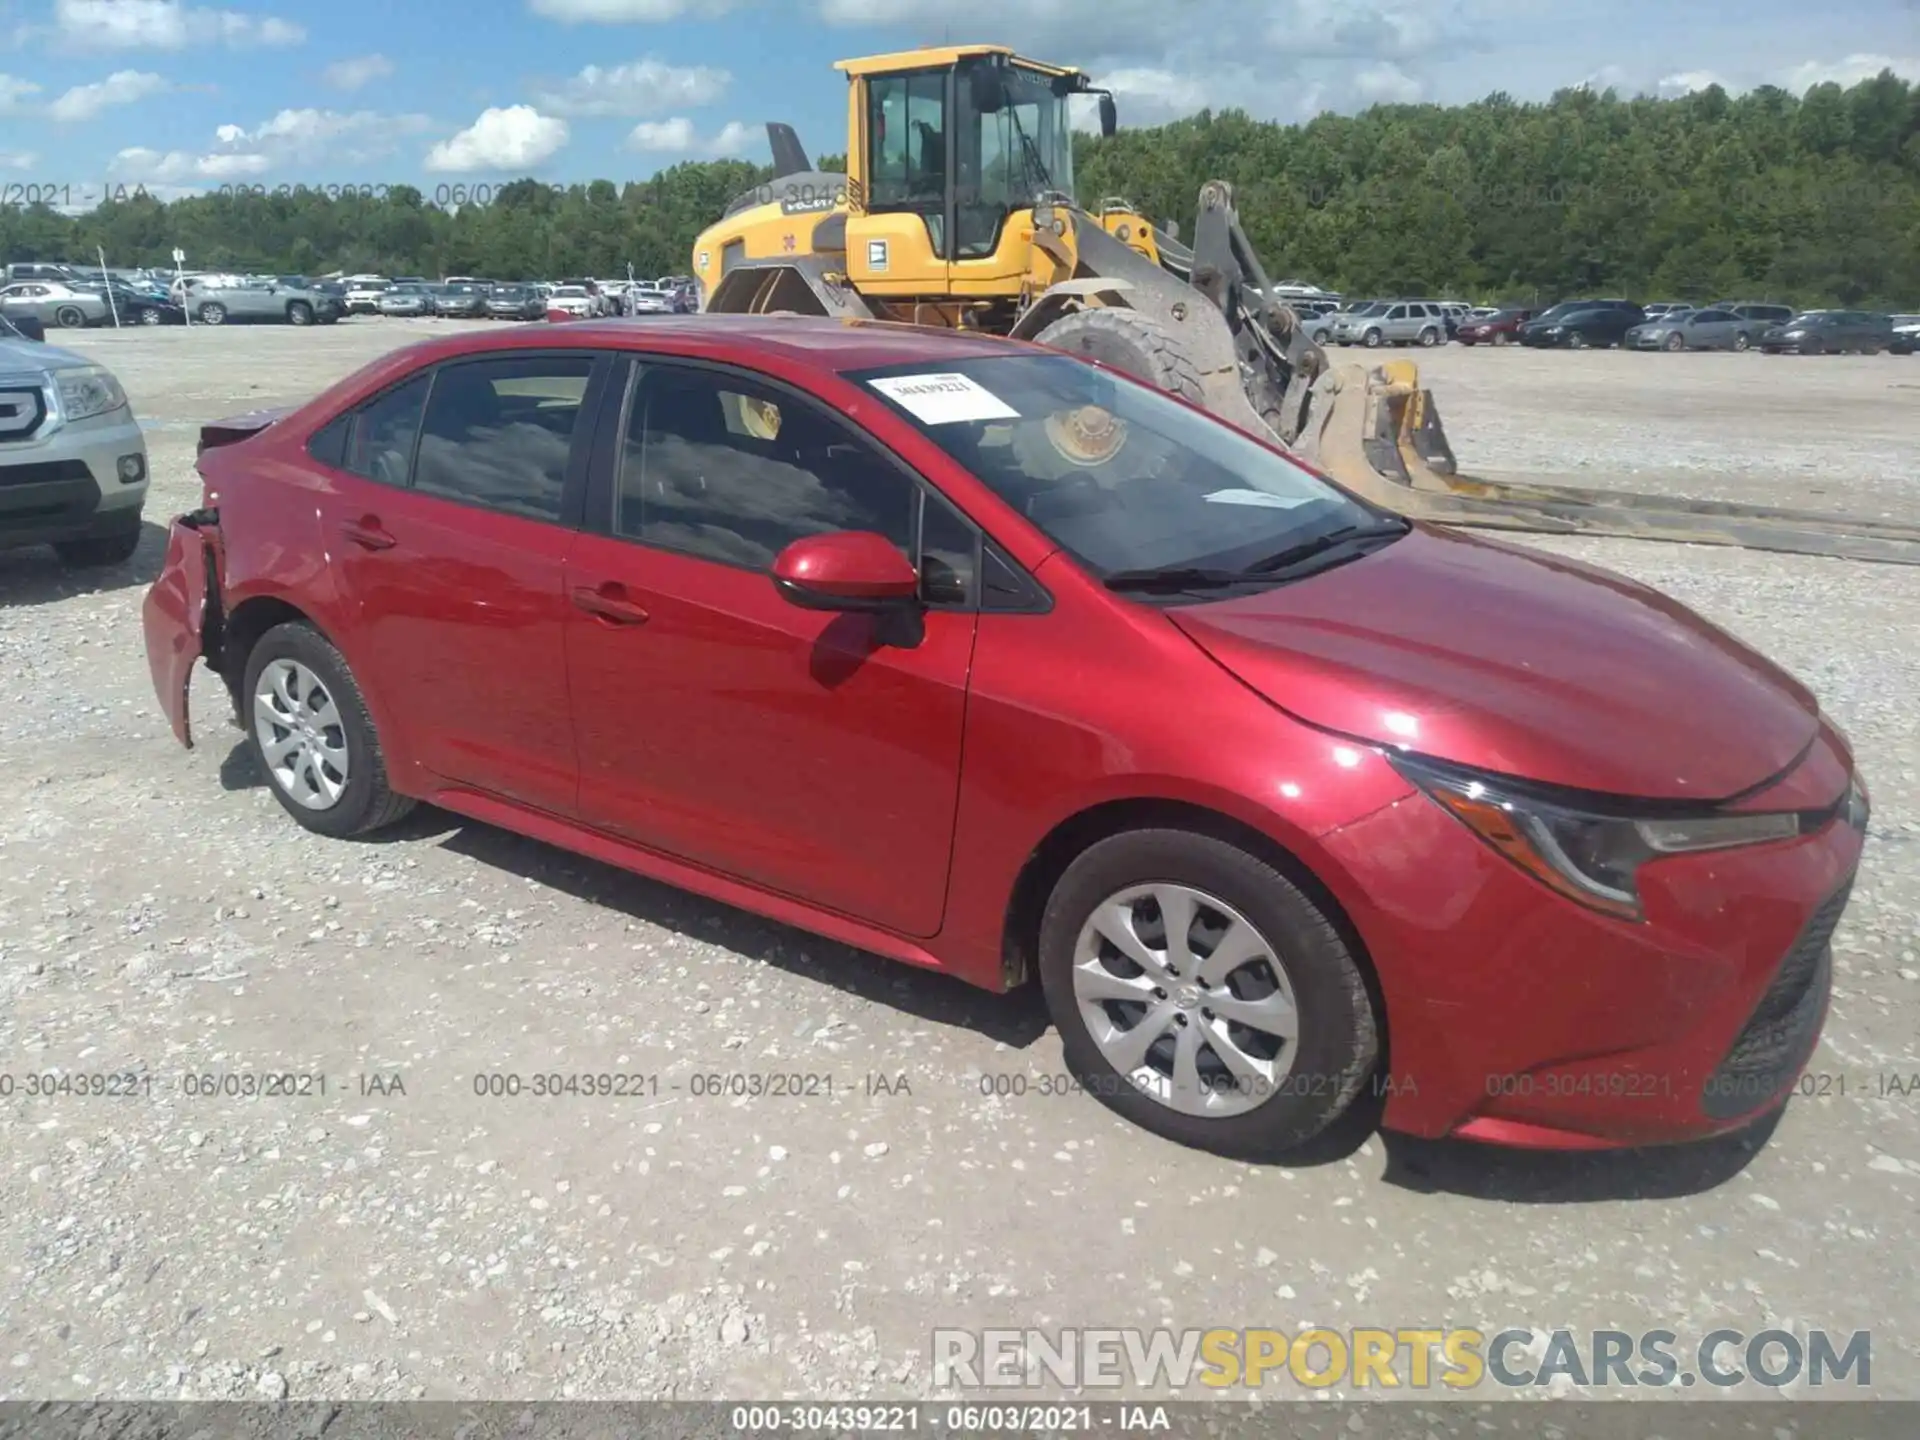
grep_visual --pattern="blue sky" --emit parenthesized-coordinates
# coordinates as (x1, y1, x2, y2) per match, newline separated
(0, 0, 1914, 208)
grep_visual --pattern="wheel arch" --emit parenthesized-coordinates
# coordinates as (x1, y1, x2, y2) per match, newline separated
(998, 797, 1390, 1071)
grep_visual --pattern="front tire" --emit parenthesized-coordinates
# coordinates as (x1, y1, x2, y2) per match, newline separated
(1032, 307, 1206, 404)
(1491, 331, 1510, 346)
(286, 301, 313, 326)
(1733, 331, 1751, 351)
(138, 306, 164, 326)
(53, 515, 142, 568)
(242, 621, 415, 839)
(1664, 332, 1685, 352)
(1362, 328, 1383, 348)
(199, 302, 227, 325)
(1037, 828, 1379, 1160)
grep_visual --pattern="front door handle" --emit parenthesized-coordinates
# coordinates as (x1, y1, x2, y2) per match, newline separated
(571, 583, 650, 625)
(340, 516, 396, 550)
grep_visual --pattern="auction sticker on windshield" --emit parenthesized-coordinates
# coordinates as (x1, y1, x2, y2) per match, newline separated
(868, 373, 1020, 425)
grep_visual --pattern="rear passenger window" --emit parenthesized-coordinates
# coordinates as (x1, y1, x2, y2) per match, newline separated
(342, 374, 429, 486)
(413, 355, 594, 522)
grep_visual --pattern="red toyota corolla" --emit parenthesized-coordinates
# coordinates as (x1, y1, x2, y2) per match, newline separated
(141, 315, 1868, 1160)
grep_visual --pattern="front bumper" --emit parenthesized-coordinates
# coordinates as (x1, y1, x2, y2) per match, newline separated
(1318, 728, 1864, 1148)
(0, 406, 149, 549)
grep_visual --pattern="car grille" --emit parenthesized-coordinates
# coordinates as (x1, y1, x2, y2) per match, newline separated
(0, 458, 89, 490)
(0, 383, 48, 442)
(1700, 876, 1852, 1120)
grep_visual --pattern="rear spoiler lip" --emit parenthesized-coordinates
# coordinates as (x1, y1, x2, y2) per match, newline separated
(197, 404, 297, 456)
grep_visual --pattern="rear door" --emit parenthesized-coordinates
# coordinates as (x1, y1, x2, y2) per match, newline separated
(562, 357, 980, 936)
(313, 349, 614, 815)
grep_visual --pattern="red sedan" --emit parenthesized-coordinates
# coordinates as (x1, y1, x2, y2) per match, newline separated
(1454, 307, 1534, 344)
(141, 315, 1867, 1160)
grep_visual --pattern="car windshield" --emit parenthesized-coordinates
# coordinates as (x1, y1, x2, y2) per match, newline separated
(1348, 303, 1389, 317)
(554, 286, 588, 297)
(848, 353, 1390, 582)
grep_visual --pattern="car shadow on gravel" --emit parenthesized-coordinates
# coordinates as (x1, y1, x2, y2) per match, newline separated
(0, 519, 167, 608)
(215, 741, 1054, 1048)
(1376, 1105, 1781, 1202)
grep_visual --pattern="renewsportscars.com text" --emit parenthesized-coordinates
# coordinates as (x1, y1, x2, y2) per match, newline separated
(933, 1326, 1871, 1391)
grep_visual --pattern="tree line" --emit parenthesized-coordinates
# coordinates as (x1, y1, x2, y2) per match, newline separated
(6, 70, 1918, 306)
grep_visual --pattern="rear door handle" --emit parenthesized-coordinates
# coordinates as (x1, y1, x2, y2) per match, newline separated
(571, 583, 649, 625)
(340, 516, 396, 550)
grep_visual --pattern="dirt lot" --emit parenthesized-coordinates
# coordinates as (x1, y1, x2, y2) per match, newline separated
(3, 320, 1919, 1405)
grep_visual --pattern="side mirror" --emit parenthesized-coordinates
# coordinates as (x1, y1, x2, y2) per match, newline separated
(771, 531, 919, 612)
(1098, 93, 1118, 138)
(969, 65, 1006, 114)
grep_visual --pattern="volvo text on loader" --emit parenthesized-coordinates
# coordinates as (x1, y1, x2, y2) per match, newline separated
(691, 44, 1920, 565)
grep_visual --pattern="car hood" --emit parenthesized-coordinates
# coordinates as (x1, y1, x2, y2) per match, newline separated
(1166, 525, 1820, 801)
(0, 337, 82, 368)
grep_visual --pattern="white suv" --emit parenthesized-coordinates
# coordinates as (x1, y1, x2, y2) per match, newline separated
(0, 330, 149, 567)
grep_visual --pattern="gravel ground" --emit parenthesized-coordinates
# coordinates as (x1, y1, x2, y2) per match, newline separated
(2, 320, 1918, 1406)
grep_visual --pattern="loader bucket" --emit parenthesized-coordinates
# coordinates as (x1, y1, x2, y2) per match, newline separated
(1295, 360, 1920, 566)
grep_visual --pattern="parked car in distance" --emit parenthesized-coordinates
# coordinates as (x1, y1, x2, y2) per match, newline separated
(139, 314, 1868, 1162)
(1758, 310, 1897, 355)
(1624, 306, 1759, 352)
(625, 284, 674, 315)
(377, 283, 435, 318)
(1453, 307, 1533, 345)
(1641, 302, 1697, 319)
(344, 279, 390, 314)
(104, 285, 186, 326)
(1889, 314, 1920, 355)
(0, 280, 112, 329)
(485, 285, 545, 321)
(1518, 301, 1645, 347)
(189, 277, 340, 326)
(433, 283, 490, 319)
(1522, 303, 1648, 348)
(1, 331, 148, 567)
(545, 284, 598, 321)
(1330, 300, 1448, 348)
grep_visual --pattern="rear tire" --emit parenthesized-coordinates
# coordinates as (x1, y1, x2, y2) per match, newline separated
(1037, 828, 1379, 1161)
(54, 305, 86, 328)
(241, 621, 416, 839)
(1031, 307, 1206, 405)
(1417, 327, 1439, 347)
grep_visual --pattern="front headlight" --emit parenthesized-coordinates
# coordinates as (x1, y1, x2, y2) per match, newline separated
(1390, 752, 1809, 921)
(55, 365, 128, 422)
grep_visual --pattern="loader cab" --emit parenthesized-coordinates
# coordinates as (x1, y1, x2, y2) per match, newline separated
(840, 45, 1115, 305)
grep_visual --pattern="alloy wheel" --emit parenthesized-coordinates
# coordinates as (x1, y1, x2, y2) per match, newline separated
(254, 658, 350, 810)
(1070, 882, 1300, 1119)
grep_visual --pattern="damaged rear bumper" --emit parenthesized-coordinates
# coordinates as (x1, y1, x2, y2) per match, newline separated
(141, 508, 221, 748)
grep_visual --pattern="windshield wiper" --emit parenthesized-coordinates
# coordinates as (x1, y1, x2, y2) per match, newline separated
(1101, 566, 1269, 593)
(1245, 519, 1409, 573)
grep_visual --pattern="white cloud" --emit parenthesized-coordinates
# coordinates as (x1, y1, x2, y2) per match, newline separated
(110, 145, 271, 182)
(532, 56, 730, 116)
(0, 75, 42, 110)
(626, 116, 758, 156)
(46, 69, 168, 121)
(528, 0, 739, 20)
(322, 53, 393, 90)
(1, 151, 37, 168)
(106, 107, 433, 183)
(1354, 61, 1422, 103)
(425, 106, 570, 172)
(1781, 53, 1920, 91)
(1656, 70, 1730, 97)
(55, 0, 305, 49)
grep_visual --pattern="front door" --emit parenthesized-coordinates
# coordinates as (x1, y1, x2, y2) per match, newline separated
(314, 351, 609, 816)
(564, 359, 980, 937)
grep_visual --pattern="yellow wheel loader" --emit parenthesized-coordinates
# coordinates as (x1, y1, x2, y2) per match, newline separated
(692, 45, 1920, 565)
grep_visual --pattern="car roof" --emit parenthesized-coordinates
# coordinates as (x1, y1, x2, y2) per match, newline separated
(364, 314, 1035, 373)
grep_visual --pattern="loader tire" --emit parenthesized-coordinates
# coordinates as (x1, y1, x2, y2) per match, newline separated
(1032, 307, 1206, 406)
